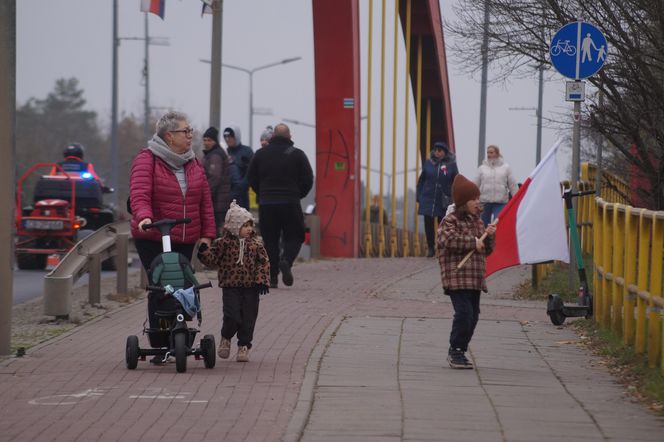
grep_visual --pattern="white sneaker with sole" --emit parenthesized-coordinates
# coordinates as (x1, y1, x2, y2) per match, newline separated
(236, 345, 250, 362)
(218, 337, 231, 359)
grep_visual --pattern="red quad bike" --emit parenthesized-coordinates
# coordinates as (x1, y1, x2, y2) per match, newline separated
(15, 163, 115, 270)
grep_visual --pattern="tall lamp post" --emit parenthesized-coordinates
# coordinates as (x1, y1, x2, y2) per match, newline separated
(201, 57, 301, 146)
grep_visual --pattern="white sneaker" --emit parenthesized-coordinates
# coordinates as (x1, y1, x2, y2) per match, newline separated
(236, 345, 250, 362)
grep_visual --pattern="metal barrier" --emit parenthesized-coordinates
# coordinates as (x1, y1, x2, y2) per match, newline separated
(43, 220, 130, 318)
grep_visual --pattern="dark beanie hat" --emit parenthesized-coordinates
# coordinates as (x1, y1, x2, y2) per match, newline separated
(223, 127, 235, 138)
(452, 174, 480, 207)
(203, 127, 219, 142)
(433, 141, 449, 153)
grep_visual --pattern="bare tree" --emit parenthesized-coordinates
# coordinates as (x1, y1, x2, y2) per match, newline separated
(448, 0, 664, 209)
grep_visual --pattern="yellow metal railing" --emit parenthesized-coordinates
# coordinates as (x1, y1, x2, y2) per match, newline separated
(534, 163, 664, 371)
(593, 199, 664, 373)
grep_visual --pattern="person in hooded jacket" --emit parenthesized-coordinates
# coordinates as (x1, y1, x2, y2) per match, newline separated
(416, 141, 458, 257)
(223, 125, 254, 209)
(198, 200, 270, 363)
(202, 126, 236, 231)
(474, 144, 518, 226)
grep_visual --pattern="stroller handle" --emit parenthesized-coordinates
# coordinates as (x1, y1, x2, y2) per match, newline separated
(146, 281, 213, 293)
(143, 218, 192, 234)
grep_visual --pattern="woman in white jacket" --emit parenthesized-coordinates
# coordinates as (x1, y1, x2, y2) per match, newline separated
(474, 145, 518, 225)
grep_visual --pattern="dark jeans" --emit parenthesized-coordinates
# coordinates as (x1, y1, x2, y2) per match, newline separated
(258, 203, 305, 279)
(481, 202, 505, 226)
(135, 238, 196, 331)
(221, 287, 260, 348)
(423, 215, 442, 252)
(448, 290, 481, 352)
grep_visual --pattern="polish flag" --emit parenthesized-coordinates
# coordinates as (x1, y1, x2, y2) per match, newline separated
(486, 140, 569, 276)
(141, 0, 165, 19)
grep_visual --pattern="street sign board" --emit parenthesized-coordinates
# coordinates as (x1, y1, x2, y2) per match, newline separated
(565, 81, 585, 101)
(550, 22, 607, 80)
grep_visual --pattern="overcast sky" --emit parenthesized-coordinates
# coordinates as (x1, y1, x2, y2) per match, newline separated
(16, 0, 573, 191)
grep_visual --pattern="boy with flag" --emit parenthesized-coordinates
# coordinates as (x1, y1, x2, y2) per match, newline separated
(437, 175, 496, 369)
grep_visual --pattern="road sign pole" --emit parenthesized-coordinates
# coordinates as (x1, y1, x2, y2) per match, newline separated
(569, 99, 581, 290)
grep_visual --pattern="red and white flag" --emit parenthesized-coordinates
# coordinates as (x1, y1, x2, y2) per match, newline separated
(486, 140, 569, 276)
(141, 0, 165, 19)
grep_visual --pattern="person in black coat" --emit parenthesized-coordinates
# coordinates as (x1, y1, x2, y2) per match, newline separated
(202, 127, 233, 232)
(416, 141, 458, 257)
(247, 123, 314, 288)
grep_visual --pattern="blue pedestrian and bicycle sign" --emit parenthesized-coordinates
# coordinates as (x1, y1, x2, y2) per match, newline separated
(549, 22, 608, 80)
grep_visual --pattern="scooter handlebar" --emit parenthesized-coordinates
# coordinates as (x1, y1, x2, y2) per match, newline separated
(143, 218, 192, 231)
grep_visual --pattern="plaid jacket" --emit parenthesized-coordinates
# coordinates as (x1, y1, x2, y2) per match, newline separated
(436, 211, 494, 293)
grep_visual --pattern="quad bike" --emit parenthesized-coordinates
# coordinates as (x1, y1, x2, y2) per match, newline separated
(15, 163, 115, 270)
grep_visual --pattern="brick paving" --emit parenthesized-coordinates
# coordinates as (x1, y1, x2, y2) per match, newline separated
(1, 258, 663, 441)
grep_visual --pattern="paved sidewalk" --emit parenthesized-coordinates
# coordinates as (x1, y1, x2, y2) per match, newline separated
(1, 259, 663, 441)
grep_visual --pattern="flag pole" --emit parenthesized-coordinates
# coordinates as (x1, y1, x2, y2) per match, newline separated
(457, 219, 499, 270)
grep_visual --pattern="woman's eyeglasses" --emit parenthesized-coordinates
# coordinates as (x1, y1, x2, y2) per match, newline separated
(170, 128, 194, 136)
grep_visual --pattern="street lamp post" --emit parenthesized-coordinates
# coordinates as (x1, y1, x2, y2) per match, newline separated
(508, 106, 542, 167)
(201, 57, 301, 147)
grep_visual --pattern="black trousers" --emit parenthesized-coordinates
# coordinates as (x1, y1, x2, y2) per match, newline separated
(135, 238, 196, 331)
(221, 287, 260, 348)
(258, 203, 305, 279)
(448, 290, 481, 352)
(423, 215, 442, 251)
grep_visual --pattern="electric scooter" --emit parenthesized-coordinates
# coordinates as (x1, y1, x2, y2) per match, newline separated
(546, 188, 595, 325)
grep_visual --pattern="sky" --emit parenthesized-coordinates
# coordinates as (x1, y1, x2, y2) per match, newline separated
(16, 0, 574, 192)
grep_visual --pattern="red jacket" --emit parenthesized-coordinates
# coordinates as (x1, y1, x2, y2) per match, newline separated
(129, 149, 216, 244)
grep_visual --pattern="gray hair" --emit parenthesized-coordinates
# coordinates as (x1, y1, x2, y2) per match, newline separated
(260, 125, 274, 141)
(156, 111, 188, 138)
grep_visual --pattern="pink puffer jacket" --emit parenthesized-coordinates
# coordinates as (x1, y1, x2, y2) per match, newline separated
(129, 149, 216, 244)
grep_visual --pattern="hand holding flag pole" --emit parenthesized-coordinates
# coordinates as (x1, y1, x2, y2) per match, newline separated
(457, 219, 499, 270)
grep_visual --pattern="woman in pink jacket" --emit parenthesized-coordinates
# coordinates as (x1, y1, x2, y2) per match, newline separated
(129, 111, 216, 272)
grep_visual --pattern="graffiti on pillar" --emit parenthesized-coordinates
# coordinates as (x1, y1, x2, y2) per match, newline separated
(317, 128, 352, 246)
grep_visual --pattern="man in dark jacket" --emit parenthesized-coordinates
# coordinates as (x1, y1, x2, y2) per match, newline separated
(223, 125, 254, 209)
(247, 123, 314, 288)
(202, 127, 234, 231)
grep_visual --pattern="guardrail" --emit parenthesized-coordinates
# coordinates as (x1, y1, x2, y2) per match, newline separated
(43, 220, 131, 318)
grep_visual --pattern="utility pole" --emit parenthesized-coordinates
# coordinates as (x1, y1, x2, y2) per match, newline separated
(536, 63, 544, 165)
(209, 0, 223, 129)
(477, 2, 490, 166)
(0, 0, 15, 356)
(110, 0, 119, 206)
(143, 13, 151, 140)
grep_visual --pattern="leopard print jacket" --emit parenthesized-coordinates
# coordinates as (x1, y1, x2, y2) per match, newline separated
(199, 229, 270, 288)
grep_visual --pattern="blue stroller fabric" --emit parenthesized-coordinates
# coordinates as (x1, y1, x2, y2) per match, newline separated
(172, 287, 200, 318)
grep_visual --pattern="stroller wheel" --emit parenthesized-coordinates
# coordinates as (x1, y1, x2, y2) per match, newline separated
(202, 335, 216, 369)
(174, 332, 187, 373)
(126, 335, 139, 369)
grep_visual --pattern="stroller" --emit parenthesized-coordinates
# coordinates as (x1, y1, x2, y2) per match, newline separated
(125, 218, 216, 373)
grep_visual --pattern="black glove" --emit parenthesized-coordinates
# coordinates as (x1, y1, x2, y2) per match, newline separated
(256, 284, 269, 296)
(197, 242, 209, 260)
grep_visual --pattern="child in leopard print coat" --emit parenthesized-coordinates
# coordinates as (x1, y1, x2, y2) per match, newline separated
(198, 200, 270, 362)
